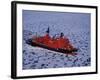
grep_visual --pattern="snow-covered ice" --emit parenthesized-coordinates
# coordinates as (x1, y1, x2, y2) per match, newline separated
(22, 10, 91, 70)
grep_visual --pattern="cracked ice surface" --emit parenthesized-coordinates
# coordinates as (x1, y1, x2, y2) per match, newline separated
(22, 10, 91, 69)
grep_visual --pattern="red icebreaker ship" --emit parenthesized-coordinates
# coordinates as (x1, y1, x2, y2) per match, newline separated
(26, 28, 78, 55)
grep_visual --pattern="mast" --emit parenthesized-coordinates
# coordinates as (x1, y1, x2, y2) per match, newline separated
(46, 27, 50, 34)
(60, 32, 64, 37)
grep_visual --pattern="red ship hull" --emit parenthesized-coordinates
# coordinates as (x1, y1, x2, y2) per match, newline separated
(26, 28, 78, 55)
(26, 38, 78, 55)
